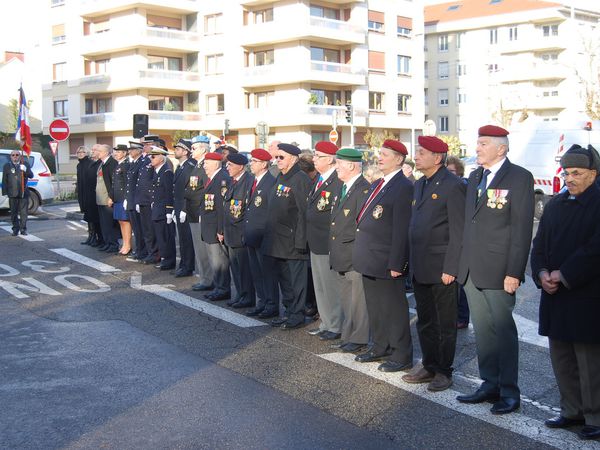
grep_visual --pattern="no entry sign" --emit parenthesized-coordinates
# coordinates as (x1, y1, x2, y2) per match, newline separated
(49, 119, 70, 141)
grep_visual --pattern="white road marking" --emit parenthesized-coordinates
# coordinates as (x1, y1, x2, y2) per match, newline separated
(50, 248, 121, 273)
(130, 272, 266, 328)
(0, 225, 43, 241)
(68, 221, 88, 230)
(60, 205, 80, 213)
(320, 353, 586, 450)
(66, 225, 77, 231)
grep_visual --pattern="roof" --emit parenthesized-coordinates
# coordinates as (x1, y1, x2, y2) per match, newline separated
(425, 0, 562, 24)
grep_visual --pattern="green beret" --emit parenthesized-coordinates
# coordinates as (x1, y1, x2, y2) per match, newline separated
(336, 147, 362, 162)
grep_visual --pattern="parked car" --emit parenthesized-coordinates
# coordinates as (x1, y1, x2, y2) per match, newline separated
(0, 149, 54, 214)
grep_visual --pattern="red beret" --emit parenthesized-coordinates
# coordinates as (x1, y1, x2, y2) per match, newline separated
(418, 136, 448, 153)
(382, 139, 408, 155)
(478, 125, 509, 137)
(205, 152, 223, 161)
(250, 148, 272, 161)
(314, 141, 338, 155)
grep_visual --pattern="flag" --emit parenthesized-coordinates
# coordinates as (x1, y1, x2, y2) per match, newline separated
(15, 85, 32, 156)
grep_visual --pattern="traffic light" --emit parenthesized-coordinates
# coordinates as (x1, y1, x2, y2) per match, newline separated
(224, 118, 230, 135)
(345, 102, 352, 123)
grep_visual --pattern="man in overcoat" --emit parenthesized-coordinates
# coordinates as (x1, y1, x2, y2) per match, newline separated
(2, 150, 33, 236)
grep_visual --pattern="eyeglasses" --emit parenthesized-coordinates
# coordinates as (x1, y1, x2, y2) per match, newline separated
(561, 170, 588, 179)
(275, 155, 286, 160)
(149, 155, 158, 159)
(313, 154, 330, 159)
(11, 153, 20, 157)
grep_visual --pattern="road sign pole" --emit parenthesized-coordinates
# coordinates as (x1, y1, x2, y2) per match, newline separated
(52, 142, 61, 195)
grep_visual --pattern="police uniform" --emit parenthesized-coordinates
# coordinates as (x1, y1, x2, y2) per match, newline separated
(173, 139, 196, 277)
(1, 156, 33, 235)
(135, 136, 160, 264)
(150, 148, 176, 270)
(125, 141, 148, 260)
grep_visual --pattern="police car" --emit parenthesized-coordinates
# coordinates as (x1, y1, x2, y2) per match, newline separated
(0, 149, 54, 214)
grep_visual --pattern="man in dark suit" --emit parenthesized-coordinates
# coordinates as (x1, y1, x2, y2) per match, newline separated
(222, 152, 255, 308)
(172, 139, 196, 278)
(124, 141, 148, 262)
(329, 148, 370, 353)
(353, 139, 414, 372)
(261, 143, 312, 329)
(94, 144, 119, 253)
(531, 144, 600, 440)
(149, 146, 176, 270)
(306, 141, 343, 341)
(456, 125, 534, 415)
(201, 152, 232, 301)
(403, 136, 465, 392)
(2, 150, 33, 236)
(244, 148, 278, 318)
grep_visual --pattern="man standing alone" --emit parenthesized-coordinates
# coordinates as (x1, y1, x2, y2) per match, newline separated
(2, 151, 33, 236)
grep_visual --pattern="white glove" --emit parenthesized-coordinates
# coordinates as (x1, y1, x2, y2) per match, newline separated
(123, 199, 128, 210)
(135, 204, 140, 213)
(179, 211, 187, 223)
(20, 164, 26, 171)
(166, 213, 173, 224)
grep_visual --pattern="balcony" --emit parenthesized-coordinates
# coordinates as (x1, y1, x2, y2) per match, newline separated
(76, 110, 202, 133)
(241, 16, 365, 46)
(81, 27, 199, 56)
(80, 0, 198, 18)
(241, 0, 363, 4)
(526, 95, 567, 111)
(67, 70, 200, 93)
(500, 63, 569, 83)
(241, 61, 366, 87)
(499, 36, 566, 54)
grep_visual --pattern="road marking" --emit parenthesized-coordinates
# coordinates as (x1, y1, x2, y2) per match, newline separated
(320, 353, 585, 450)
(50, 248, 121, 273)
(66, 225, 77, 231)
(0, 224, 43, 241)
(68, 221, 87, 230)
(60, 205, 80, 213)
(130, 272, 266, 328)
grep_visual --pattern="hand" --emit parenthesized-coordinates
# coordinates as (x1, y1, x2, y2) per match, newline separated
(20, 164, 26, 171)
(217, 233, 224, 243)
(135, 204, 140, 213)
(123, 199, 128, 210)
(441, 273, 456, 285)
(540, 270, 559, 295)
(504, 276, 520, 294)
(179, 211, 186, 223)
(390, 270, 403, 278)
(549, 270, 562, 284)
(166, 213, 173, 224)
(107, 198, 113, 207)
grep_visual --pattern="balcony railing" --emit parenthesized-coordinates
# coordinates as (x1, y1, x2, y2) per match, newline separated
(310, 60, 355, 74)
(139, 69, 201, 82)
(309, 16, 364, 34)
(147, 110, 202, 121)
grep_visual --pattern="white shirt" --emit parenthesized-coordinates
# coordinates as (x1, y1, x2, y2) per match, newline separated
(319, 167, 336, 183)
(254, 170, 267, 186)
(343, 173, 362, 192)
(154, 163, 165, 174)
(381, 169, 402, 188)
(483, 157, 506, 188)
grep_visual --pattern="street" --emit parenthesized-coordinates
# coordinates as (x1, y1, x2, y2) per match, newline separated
(0, 203, 597, 450)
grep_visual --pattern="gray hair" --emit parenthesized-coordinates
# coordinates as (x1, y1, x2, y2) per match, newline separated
(98, 144, 112, 155)
(491, 136, 509, 154)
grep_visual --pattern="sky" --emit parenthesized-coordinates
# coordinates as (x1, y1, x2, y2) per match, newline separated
(0, 0, 43, 54)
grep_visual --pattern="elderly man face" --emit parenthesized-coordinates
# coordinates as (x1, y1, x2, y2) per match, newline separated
(378, 147, 404, 176)
(562, 167, 597, 196)
(313, 151, 334, 175)
(476, 136, 507, 169)
(191, 143, 207, 161)
(275, 150, 296, 174)
(268, 140, 281, 157)
(149, 153, 164, 168)
(204, 158, 221, 177)
(95, 144, 110, 161)
(335, 159, 359, 183)
(249, 157, 268, 176)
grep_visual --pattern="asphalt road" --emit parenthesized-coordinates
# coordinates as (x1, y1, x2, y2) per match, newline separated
(0, 203, 596, 450)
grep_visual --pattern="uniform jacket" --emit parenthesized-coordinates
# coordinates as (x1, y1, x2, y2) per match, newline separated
(125, 156, 146, 211)
(261, 163, 312, 260)
(2, 160, 33, 198)
(200, 168, 231, 244)
(531, 185, 600, 343)
(173, 157, 197, 215)
(111, 159, 129, 203)
(223, 171, 254, 248)
(243, 171, 276, 249)
(458, 159, 534, 289)
(99, 156, 118, 200)
(409, 166, 466, 284)
(306, 170, 343, 255)
(184, 161, 208, 223)
(150, 164, 174, 221)
(352, 171, 413, 279)
(328, 175, 370, 273)
(134, 156, 155, 206)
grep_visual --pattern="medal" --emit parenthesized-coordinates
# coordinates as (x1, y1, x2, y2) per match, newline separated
(190, 176, 198, 189)
(316, 191, 331, 211)
(204, 193, 214, 211)
(431, 193, 438, 200)
(343, 209, 350, 217)
(372, 205, 383, 219)
(254, 195, 262, 207)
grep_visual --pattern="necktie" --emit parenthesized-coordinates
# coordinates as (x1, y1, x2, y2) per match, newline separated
(316, 175, 324, 190)
(340, 183, 347, 201)
(357, 178, 384, 222)
(477, 169, 491, 202)
(251, 179, 257, 196)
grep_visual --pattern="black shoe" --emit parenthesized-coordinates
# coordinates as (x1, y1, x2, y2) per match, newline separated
(98, 244, 110, 251)
(579, 425, 600, 440)
(206, 292, 230, 301)
(175, 270, 193, 278)
(192, 283, 214, 291)
(281, 320, 304, 329)
(246, 308, 263, 317)
(90, 239, 103, 247)
(319, 331, 341, 341)
(233, 300, 254, 309)
(258, 310, 278, 319)
(307, 328, 323, 336)
(378, 361, 412, 372)
(456, 389, 501, 404)
(106, 246, 119, 253)
(355, 351, 389, 363)
(330, 343, 345, 349)
(544, 416, 585, 429)
(304, 306, 318, 317)
(11, 230, 18, 236)
(226, 298, 240, 306)
(159, 264, 175, 271)
(20, 230, 28, 236)
(490, 398, 520, 415)
(141, 257, 157, 265)
(81, 235, 92, 245)
(341, 343, 367, 353)
(270, 316, 288, 327)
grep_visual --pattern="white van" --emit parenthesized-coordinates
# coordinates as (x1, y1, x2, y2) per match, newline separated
(0, 149, 55, 214)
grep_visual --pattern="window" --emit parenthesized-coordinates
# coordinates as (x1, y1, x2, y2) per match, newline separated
(368, 51, 385, 73)
(489, 28, 498, 44)
(542, 24, 558, 37)
(438, 89, 449, 107)
(51, 0, 65, 6)
(424, 88, 428, 105)
(149, 95, 183, 111)
(148, 55, 182, 71)
(369, 92, 384, 111)
(456, 115, 463, 131)
(245, 91, 274, 109)
(310, 89, 341, 106)
(205, 14, 222, 34)
(84, 58, 110, 76)
(456, 61, 467, 77)
(397, 16, 412, 37)
(456, 89, 467, 104)
(310, 5, 339, 20)
(424, 61, 428, 79)
(509, 26, 518, 41)
(438, 61, 449, 79)
(96, 98, 112, 113)
(438, 34, 448, 52)
(254, 49, 274, 66)
(310, 47, 339, 63)
(53, 62, 66, 81)
(398, 94, 411, 113)
(53, 100, 68, 118)
(368, 10, 384, 32)
(488, 63, 499, 73)
(311, 131, 330, 149)
(205, 54, 224, 74)
(206, 94, 225, 113)
(85, 99, 93, 115)
(439, 116, 449, 133)
(254, 8, 273, 24)
(540, 53, 559, 61)
(52, 24, 66, 44)
(147, 15, 181, 30)
(397, 55, 411, 75)
(542, 90, 559, 97)
(456, 32, 464, 49)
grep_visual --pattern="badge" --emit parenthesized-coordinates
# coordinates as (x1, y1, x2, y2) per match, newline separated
(412, 199, 416, 206)
(276, 184, 291, 198)
(190, 176, 198, 189)
(10, 168, 15, 174)
(372, 205, 383, 219)
(431, 193, 438, 200)
(316, 191, 331, 211)
(254, 195, 262, 207)
(204, 193, 215, 211)
(343, 209, 350, 217)
(220, 180, 228, 197)
(486, 189, 509, 209)
(230, 199, 243, 219)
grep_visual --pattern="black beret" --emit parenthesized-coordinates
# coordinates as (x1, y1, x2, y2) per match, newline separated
(277, 143, 301, 156)
(227, 152, 248, 165)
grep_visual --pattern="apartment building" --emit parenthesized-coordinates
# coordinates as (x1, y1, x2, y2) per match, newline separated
(41, 0, 423, 172)
(424, 0, 600, 149)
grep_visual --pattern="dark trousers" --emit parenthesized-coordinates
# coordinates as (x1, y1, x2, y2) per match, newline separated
(229, 246, 255, 304)
(128, 210, 147, 259)
(550, 339, 600, 426)
(251, 249, 279, 313)
(413, 280, 458, 377)
(139, 205, 159, 260)
(175, 219, 195, 273)
(9, 197, 28, 233)
(98, 205, 118, 247)
(268, 256, 307, 326)
(464, 275, 520, 399)
(153, 220, 176, 267)
(362, 275, 413, 365)
(206, 242, 231, 294)
(457, 284, 470, 323)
